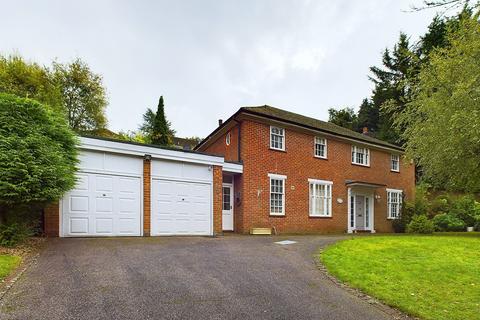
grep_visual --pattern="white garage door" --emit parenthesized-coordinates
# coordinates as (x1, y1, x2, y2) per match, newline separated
(151, 179, 212, 236)
(62, 172, 141, 237)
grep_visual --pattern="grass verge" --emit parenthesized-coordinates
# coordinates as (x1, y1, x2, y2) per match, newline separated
(320, 235, 480, 320)
(0, 255, 21, 281)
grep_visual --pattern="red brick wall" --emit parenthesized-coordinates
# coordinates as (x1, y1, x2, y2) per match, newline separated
(143, 159, 151, 236)
(233, 173, 245, 233)
(204, 125, 240, 162)
(44, 202, 59, 237)
(201, 119, 415, 234)
(213, 165, 223, 235)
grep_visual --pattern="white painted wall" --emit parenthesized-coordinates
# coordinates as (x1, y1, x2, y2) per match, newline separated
(78, 150, 143, 176)
(151, 159, 212, 182)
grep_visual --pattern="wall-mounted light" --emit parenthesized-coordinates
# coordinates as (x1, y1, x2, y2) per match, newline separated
(144, 154, 152, 161)
(375, 194, 381, 200)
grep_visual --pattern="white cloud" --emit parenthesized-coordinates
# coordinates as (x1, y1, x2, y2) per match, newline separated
(291, 48, 326, 71)
(0, 0, 438, 137)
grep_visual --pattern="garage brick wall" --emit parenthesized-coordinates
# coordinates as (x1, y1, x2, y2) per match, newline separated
(200, 118, 415, 234)
(44, 202, 59, 237)
(143, 158, 151, 236)
(213, 165, 223, 235)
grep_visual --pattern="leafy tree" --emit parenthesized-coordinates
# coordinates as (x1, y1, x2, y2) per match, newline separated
(144, 96, 175, 145)
(117, 130, 148, 143)
(0, 94, 78, 223)
(0, 55, 62, 111)
(397, 14, 480, 192)
(327, 107, 358, 131)
(53, 58, 108, 132)
(0, 55, 110, 135)
(412, 0, 476, 12)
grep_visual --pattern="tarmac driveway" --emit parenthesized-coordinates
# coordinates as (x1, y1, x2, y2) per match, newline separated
(0, 235, 399, 320)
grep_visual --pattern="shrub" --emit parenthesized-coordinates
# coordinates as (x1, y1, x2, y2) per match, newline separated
(428, 194, 451, 218)
(393, 185, 429, 233)
(0, 223, 32, 247)
(406, 215, 434, 234)
(473, 215, 480, 231)
(449, 195, 480, 227)
(432, 213, 466, 232)
(393, 202, 414, 233)
(0, 93, 78, 223)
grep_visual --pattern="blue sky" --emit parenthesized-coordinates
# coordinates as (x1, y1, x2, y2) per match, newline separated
(1, 0, 439, 137)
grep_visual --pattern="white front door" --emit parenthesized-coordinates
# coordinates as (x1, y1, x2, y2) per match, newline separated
(348, 190, 375, 233)
(62, 172, 142, 237)
(222, 184, 234, 231)
(151, 178, 212, 236)
(355, 195, 366, 230)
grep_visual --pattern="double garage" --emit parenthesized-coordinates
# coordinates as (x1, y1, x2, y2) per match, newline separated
(48, 136, 242, 237)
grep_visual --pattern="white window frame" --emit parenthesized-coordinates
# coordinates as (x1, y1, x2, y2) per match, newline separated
(391, 154, 400, 172)
(386, 188, 403, 219)
(270, 126, 285, 151)
(225, 132, 231, 146)
(314, 137, 327, 159)
(351, 145, 370, 166)
(268, 173, 286, 216)
(308, 179, 333, 217)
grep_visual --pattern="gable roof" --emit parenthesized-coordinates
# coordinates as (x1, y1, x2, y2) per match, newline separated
(195, 105, 403, 152)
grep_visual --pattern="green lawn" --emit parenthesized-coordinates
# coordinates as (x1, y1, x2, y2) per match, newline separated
(320, 234, 480, 320)
(0, 255, 21, 280)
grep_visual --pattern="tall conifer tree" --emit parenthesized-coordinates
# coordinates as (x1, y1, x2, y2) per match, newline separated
(151, 96, 171, 145)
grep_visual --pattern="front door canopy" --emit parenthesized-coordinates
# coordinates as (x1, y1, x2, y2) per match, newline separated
(345, 180, 386, 189)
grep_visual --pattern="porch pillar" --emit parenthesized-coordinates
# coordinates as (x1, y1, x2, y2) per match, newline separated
(347, 187, 353, 233)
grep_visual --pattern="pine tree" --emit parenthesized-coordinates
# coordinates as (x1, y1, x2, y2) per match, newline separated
(151, 96, 172, 146)
(369, 33, 419, 144)
(357, 98, 378, 133)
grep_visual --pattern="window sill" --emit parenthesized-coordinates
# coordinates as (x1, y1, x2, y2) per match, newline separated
(314, 155, 328, 160)
(270, 147, 286, 152)
(270, 213, 285, 217)
(309, 215, 332, 219)
(387, 217, 400, 220)
(351, 162, 370, 168)
(390, 169, 400, 173)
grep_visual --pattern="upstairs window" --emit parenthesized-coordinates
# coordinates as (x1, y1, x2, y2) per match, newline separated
(391, 154, 400, 172)
(225, 132, 231, 146)
(309, 179, 332, 217)
(270, 126, 285, 151)
(387, 189, 402, 219)
(314, 137, 327, 158)
(352, 145, 370, 166)
(269, 174, 286, 216)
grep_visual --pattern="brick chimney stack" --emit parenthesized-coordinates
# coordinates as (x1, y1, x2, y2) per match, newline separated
(218, 119, 223, 126)
(362, 127, 369, 135)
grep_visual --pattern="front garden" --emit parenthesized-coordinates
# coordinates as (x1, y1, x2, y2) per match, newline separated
(321, 234, 480, 320)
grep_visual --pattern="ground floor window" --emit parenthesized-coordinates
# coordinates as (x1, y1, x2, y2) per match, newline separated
(387, 189, 402, 219)
(308, 179, 332, 217)
(269, 174, 286, 215)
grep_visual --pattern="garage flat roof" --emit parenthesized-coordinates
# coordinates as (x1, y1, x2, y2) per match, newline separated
(80, 136, 243, 171)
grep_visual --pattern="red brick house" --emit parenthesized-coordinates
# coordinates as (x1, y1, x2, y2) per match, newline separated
(44, 105, 414, 237)
(195, 105, 415, 234)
